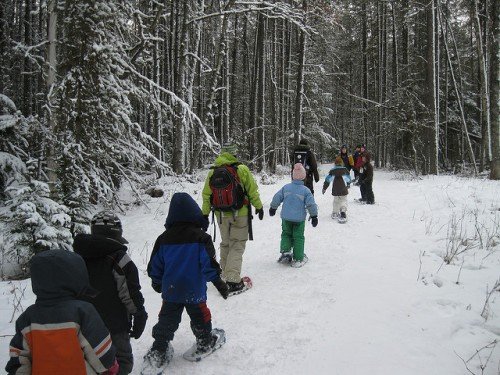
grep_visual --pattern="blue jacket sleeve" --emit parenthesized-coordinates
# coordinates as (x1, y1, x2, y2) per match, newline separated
(147, 238, 164, 285)
(270, 187, 285, 209)
(305, 190, 318, 217)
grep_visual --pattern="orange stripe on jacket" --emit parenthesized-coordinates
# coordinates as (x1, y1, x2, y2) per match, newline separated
(25, 327, 86, 375)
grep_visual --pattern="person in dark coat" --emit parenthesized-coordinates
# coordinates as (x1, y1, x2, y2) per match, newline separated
(291, 139, 320, 194)
(358, 151, 375, 204)
(145, 192, 228, 369)
(322, 160, 351, 220)
(6, 250, 118, 375)
(352, 144, 362, 181)
(74, 211, 147, 375)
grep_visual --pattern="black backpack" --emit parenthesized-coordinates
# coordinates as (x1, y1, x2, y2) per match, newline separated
(209, 164, 246, 212)
(293, 149, 309, 171)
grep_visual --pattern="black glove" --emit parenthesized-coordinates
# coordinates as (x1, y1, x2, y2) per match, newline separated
(322, 188, 326, 195)
(202, 215, 209, 231)
(256, 208, 264, 220)
(269, 208, 276, 216)
(212, 278, 229, 299)
(311, 216, 318, 227)
(151, 282, 162, 293)
(130, 307, 148, 339)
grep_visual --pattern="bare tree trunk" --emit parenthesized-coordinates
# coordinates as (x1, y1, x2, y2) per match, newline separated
(256, 12, 266, 171)
(426, 0, 439, 174)
(473, 0, 492, 165)
(438, 3, 478, 173)
(293, 0, 307, 145)
(172, 1, 189, 174)
(46, 0, 57, 190)
(490, 0, 500, 179)
(362, 2, 369, 143)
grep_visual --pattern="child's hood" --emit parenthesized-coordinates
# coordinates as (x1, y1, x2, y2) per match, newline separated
(73, 233, 127, 258)
(165, 192, 208, 231)
(30, 249, 97, 301)
(331, 165, 349, 176)
(214, 152, 239, 166)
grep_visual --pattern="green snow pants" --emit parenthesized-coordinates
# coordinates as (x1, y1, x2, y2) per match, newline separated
(219, 215, 248, 283)
(280, 220, 305, 261)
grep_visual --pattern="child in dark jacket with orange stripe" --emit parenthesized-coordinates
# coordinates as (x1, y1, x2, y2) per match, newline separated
(144, 192, 228, 369)
(5, 250, 118, 375)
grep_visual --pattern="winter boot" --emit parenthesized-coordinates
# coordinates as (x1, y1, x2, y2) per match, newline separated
(291, 254, 309, 268)
(183, 329, 226, 362)
(331, 212, 338, 219)
(278, 251, 293, 263)
(227, 279, 245, 294)
(143, 342, 174, 368)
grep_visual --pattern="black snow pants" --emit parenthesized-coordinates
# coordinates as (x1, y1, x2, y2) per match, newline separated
(152, 301, 213, 350)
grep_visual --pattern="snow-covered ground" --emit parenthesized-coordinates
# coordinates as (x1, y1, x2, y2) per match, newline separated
(1, 166, 499, 374)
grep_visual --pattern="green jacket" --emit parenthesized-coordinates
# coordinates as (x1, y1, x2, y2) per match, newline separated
(202, 153, 263, 217)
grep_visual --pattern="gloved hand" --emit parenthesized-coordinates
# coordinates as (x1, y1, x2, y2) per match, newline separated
(269, 208, 276, 216)
(130, 307, 148, 339)
(256, 208, 264, 220)
(102, 359, 119, 375)
(311, 216, 318, 227)
(322, 188, 326, 195)
(151, 282, 162, 293)
(202, 215, 209, 232)
(212, 278, 229, 299)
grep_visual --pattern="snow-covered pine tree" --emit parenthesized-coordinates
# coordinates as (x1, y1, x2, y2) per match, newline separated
(0, 94, 72, 279)
(2, 179, 72, 278)
(53, 0, 165, 219)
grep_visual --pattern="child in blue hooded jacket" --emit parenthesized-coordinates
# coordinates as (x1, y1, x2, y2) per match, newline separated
(269, 163, 318, 267)
(145, 192, 228, 369)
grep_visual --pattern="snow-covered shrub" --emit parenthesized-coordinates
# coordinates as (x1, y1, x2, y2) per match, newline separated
(1, 179, 72, 279)
(260, 171, 277, 185)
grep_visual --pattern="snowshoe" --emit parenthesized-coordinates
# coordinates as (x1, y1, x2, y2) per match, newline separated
(141, 343, 174, 375)
(277, 251, 293, 263)
(338, 212, 347, 224)
(227, 276, 252, 296)
(291, 254, 309, 268)
(183, 328, 226, 362)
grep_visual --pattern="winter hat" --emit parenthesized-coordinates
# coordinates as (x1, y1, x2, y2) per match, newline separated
(221, 142, 238, 156)
(91, 210, 128, 244)
(292, 163, 307, 181)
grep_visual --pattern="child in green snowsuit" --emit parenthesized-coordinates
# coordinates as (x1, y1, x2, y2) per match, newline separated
(269, 163, 318, 267)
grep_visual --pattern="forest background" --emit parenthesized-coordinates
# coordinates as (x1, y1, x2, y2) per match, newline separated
(0, 0, 499, 278)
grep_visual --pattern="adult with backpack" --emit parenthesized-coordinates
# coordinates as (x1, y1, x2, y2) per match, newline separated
(291, 139, 320, 195)
(201, 143, 264, 295)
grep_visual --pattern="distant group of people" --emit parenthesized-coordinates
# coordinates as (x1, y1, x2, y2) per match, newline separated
(6, 140, 375, 374)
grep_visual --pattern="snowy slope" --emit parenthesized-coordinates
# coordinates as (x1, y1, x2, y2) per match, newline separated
(1, 166, 499, 375)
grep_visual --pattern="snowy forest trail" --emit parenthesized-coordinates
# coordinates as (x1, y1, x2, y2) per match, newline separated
(119, 166, 499, 374)
(1, 167, 499, 374)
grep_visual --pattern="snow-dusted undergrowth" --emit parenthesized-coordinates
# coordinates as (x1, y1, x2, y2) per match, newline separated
(1, 166, 499, 374)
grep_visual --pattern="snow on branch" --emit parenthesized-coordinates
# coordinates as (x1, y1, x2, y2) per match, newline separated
(124, 62, 219, 153)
